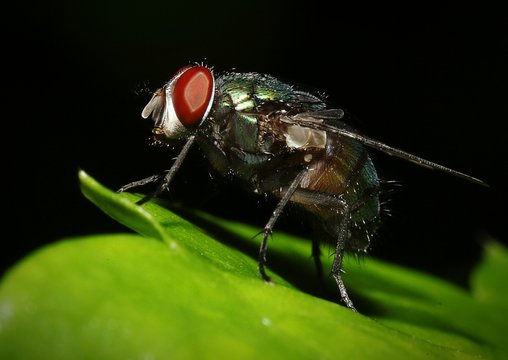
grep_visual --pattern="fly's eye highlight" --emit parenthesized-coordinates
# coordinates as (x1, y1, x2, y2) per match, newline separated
(172, 66, 214, 127)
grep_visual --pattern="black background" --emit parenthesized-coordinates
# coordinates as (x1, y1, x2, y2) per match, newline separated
(5, 2, 507, 286)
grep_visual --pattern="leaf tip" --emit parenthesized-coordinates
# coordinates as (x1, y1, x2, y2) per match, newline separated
(78, 169, 90, 182)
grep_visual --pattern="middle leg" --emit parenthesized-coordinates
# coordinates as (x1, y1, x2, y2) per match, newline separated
(258, 169, 308, 282)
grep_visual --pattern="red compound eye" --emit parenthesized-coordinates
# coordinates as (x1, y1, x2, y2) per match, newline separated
(172, 66, 214, 127)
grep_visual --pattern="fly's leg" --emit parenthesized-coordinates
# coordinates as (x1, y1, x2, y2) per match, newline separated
(292, 190, 356, 310)
(266, 179, 358, 311)
(259, 169, 308, 282)
(275, 187, 340, 282)
(117, 174, 164, 192)
(118, 135, 196, 205)
(331, 205, 357, 311)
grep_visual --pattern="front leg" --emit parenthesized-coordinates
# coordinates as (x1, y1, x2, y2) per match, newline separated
(137, 135, 196, 205)
(117, 135, 196, 205)
(117, 173, 165, 193)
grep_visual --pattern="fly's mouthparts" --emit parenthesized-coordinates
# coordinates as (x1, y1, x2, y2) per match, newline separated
(152, 127, 164, 135)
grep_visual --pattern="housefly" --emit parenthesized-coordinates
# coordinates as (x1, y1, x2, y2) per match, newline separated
(119, 65, 486, 311)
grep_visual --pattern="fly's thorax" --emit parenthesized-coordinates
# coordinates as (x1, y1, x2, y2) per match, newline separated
(230, 113, 261, 153)
(217, 72, 326, 113)
(217, 72, 295, 112)
(206, 71, 330, 164)
(195, 112, 277, 183)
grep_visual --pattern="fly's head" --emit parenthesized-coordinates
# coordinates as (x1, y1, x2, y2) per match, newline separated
(141, 66, 215, 143)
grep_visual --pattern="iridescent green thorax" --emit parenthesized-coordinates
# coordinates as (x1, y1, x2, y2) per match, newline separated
(211, 72, 329, 157)
(216, 72, 326, 113)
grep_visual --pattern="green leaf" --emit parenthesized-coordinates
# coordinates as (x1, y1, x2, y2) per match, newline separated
(0, 170, 506, 359)
(471, 242, 508, 313)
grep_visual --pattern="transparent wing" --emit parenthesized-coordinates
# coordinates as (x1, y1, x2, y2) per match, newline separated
(281, 110, 488, 187)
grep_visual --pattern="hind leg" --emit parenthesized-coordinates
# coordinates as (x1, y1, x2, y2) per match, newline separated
(330, 205, 356, 311)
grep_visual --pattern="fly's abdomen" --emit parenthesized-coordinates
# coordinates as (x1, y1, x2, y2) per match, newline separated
(300, 136, 381, 251)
